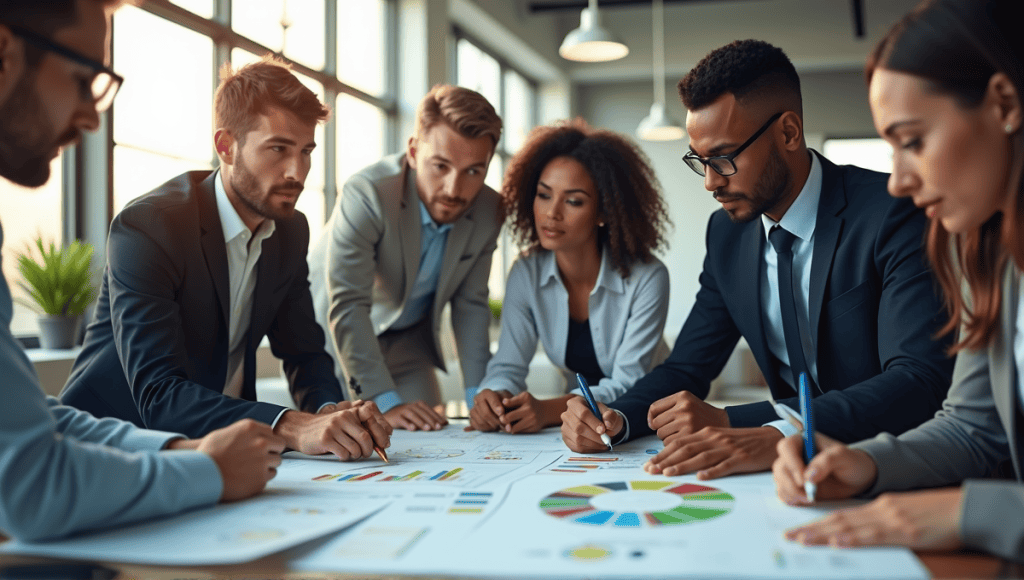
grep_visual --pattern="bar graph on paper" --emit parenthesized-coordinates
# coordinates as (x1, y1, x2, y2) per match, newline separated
(312, 467, 466, 483)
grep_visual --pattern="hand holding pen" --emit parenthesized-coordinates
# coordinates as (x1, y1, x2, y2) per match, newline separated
(772, 373, 877, 504)
(559, 374, 622, 453)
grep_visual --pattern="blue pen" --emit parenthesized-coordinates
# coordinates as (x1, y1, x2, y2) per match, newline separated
(576, 373, 612, 450)
(798, 372, 817, 502)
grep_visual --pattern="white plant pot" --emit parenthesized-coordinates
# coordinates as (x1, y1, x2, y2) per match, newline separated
(37, 314, 82, 349)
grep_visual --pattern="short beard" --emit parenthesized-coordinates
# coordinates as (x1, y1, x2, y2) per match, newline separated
(0, 67, 62, 188)
(229, 151, 302, 222)
(722, 144, 792, 224)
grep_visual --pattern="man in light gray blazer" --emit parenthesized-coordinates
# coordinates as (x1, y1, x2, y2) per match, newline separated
(0, 0, 282, 542)
(308, 85, 502, 431)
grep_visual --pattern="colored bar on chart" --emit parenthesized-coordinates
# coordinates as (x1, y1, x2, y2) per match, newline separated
(312, 474, 339, 481)
(337, 474, 358, 482)
(400, 471, 424, 481)
(437, 468, 463, 481)
(566, 456, 618, 462)
(381, 475, 397, 482)
(429, 470, 447, 480)
(353, 470, 382, 481)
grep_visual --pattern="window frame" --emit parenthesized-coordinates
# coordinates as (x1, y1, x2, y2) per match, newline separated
(11, 0, 397, 343)
(452, 28, 539, 301)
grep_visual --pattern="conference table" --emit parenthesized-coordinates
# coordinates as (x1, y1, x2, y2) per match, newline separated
(0, 541, 1018, 579)
(1, 418, 1021, 580)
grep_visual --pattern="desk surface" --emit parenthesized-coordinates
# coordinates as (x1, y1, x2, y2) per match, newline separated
(2, 423, 1020, 579)
(0, 551, 1019, 580)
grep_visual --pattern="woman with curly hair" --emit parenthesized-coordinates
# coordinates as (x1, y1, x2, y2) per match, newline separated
(467, 119, 671, 434)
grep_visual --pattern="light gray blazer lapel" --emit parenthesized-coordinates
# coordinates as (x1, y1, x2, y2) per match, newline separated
(398, 166, 422, 307)
(994, 267, 1022, 479)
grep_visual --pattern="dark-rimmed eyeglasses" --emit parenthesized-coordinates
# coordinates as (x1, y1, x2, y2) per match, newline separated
(6, 24, 123, 113)
(682, 112, 784, 177)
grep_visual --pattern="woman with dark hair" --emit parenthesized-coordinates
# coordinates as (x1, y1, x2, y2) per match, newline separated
(773, 0, 1024, 559)
(467, 119, 671, 434)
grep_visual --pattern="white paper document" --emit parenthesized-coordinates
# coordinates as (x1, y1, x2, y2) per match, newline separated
(291, 426, 929, 580)
(0, 483, 390, 565)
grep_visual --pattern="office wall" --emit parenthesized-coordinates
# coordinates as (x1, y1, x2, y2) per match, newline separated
(575, 69, 876, 338)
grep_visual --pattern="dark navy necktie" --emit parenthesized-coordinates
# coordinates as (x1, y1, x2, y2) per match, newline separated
(769, 225, 816, 393)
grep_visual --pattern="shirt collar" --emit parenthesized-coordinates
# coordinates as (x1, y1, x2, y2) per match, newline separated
(418, 197, 453, 234)
(761, 151, 823, 243)
(214, 169, 276, 243)
(539, 246, 624, 294)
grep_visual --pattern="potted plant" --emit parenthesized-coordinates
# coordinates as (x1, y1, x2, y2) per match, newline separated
(14, 237, 97, 349)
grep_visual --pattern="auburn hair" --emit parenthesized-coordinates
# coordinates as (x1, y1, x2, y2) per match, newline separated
(214, 55, 330, 143)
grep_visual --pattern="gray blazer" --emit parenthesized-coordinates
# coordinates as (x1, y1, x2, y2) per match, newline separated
(854, 266, 1024, 562)
(308, 153, 501, 399)
(480, 248, 670, 403)
(0, 225, 221, 542)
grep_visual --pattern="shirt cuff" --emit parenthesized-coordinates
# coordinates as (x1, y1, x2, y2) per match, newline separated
(374, 390, 403, 415)
(270, 408, 290, 429)
(765, 418, 800, 438)
(315, 401, 340, 414)
(464, 386, 480, 410)
(611, 409, 630, 444)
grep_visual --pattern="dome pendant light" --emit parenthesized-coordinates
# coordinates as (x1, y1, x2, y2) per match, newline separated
(637, 0, 684, 141)
(558, 0, 629, 63)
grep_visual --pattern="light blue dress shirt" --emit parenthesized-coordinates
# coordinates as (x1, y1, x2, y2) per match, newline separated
(0, 223, 222, 541)
(614, 154, 823, 443)
(759, 153, 822, 437)
(468, 248, 669, 408)
(374, 199, 452, 413)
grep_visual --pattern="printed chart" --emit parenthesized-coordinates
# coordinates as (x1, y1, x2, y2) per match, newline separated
(539, 481, 734, 527)
(539, 454, 649, 474)
(312, 467, 465, 483)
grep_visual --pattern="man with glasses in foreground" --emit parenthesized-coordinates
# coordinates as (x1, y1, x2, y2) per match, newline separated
(562, 39, 954, 481)
(0, 0, 285, 542)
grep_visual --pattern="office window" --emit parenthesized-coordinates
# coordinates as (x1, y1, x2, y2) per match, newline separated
(171, 0, 213, 18)
(0, 158, 63, 337)
(107, 0, 393, 243)
(112, 7, 214, 211)
(232, 0, 326, 71)
(822, 138, 893, 174)
(336, 94, 387, 197)
(338, 0, 387, 97)
(455, 35, 538, 301)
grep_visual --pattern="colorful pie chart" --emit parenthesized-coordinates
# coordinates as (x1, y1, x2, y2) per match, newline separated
(539, 480, 734, 527)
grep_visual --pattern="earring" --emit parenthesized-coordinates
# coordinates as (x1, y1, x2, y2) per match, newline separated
(1006, 123, 1015, 134)
(598, 221, 605, 227)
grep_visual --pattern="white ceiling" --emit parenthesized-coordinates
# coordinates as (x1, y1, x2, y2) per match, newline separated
(500, 0, 922, 83)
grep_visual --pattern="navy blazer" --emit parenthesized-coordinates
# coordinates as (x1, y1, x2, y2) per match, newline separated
(610, 152, 955, 443)
(60, 171, 343, 438)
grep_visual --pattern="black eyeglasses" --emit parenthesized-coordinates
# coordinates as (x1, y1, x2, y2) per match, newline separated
(682, 112, 784, 177)
(7, 24, 123, 113)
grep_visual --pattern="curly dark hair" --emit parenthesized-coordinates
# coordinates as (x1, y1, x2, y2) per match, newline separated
(502, 118, 670, 278)
(678, 39, 801, 113)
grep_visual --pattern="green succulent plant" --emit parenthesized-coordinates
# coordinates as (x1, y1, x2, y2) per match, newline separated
(488, 297, 502, 322)
(15, 238, 97, 317)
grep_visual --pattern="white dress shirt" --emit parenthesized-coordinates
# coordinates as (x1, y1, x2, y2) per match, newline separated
(213, 173, 277, 402)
